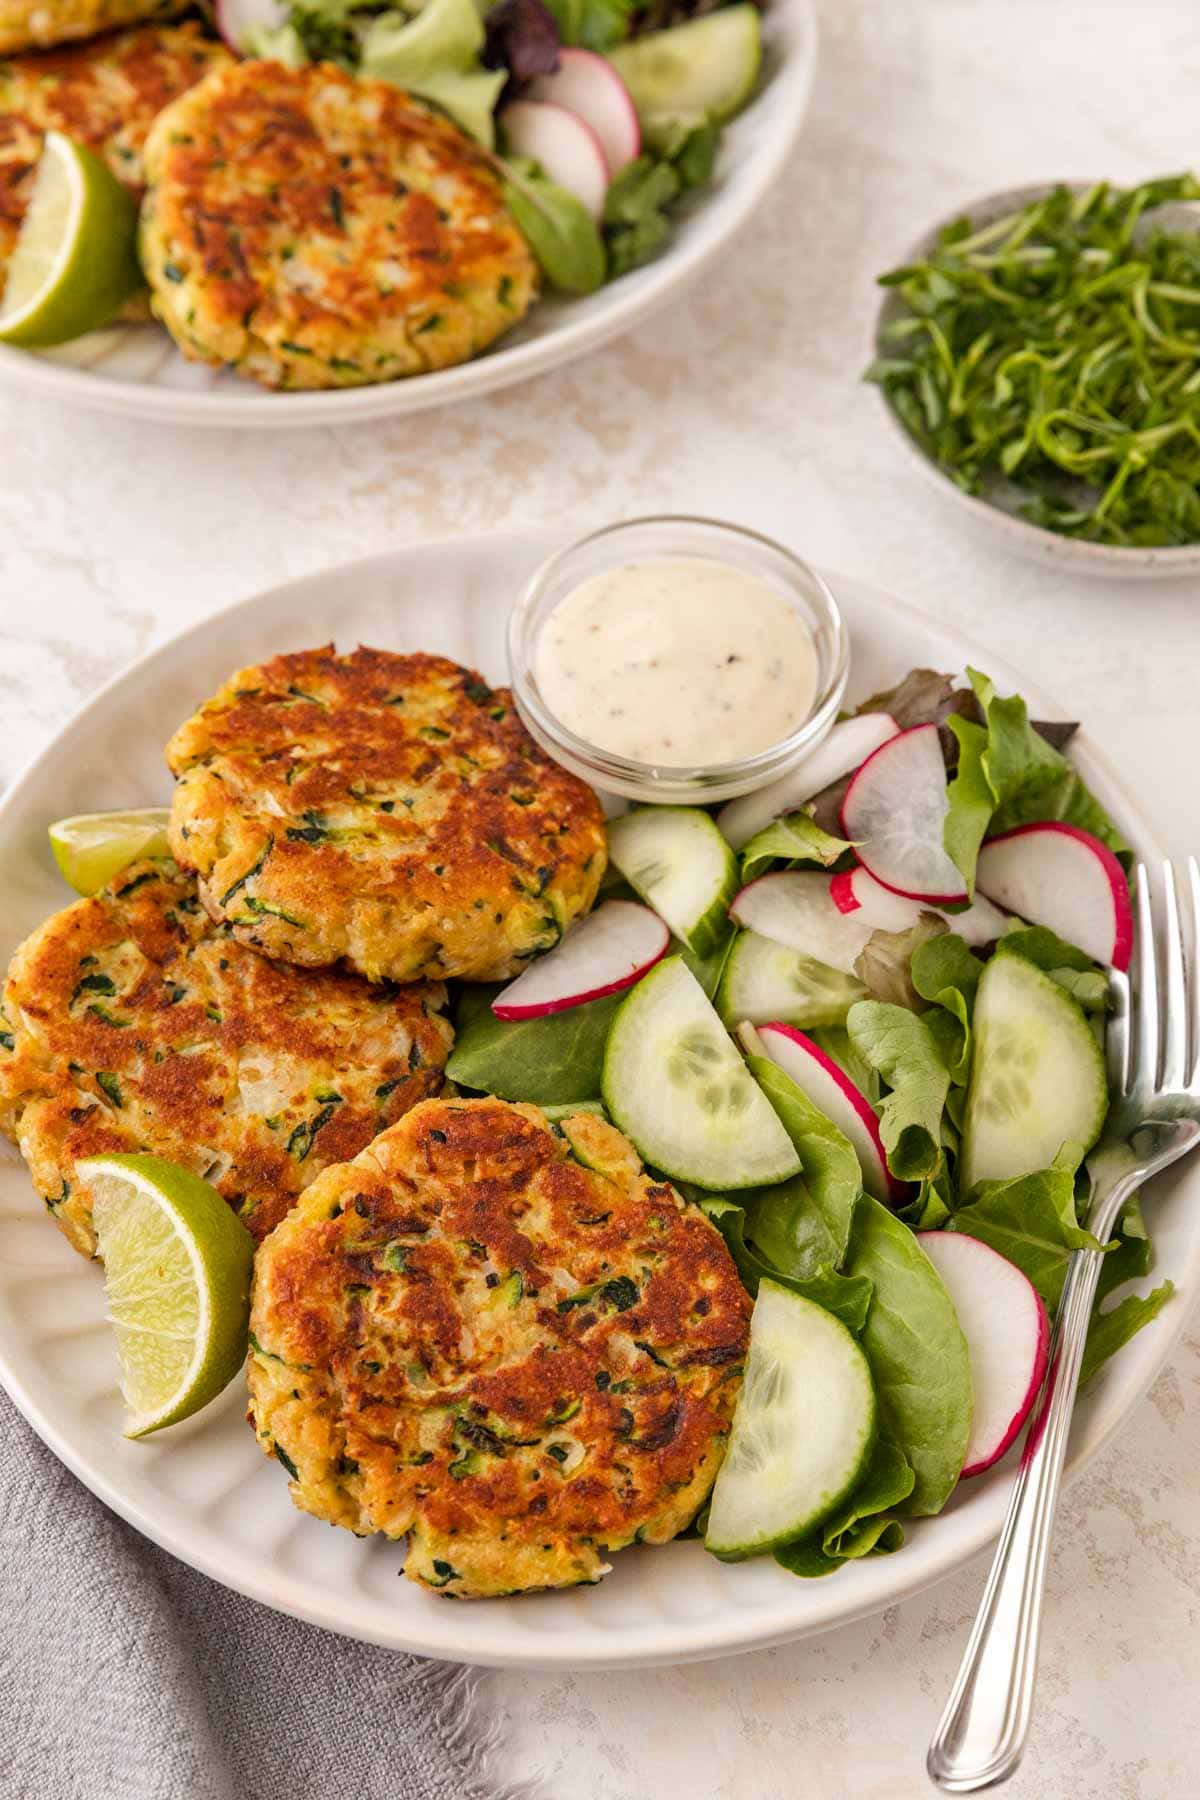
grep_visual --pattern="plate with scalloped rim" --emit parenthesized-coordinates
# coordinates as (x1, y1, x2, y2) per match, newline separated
(0, 0, 816, 430)
(0, 528, 1192, 1669)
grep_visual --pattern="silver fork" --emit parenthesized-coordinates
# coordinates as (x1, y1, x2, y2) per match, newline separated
(928, 860, 1200, 1794)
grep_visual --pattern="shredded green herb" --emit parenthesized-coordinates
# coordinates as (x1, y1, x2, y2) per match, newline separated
(868, 175, 1200, 544)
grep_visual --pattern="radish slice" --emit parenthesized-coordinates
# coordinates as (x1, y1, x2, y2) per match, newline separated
(730, 872, 876, 974)
(976, 823, 1133, 971)
(215, 0, 281, 50)
(757, 1022, 906, 1204)
(917, 1232, 1050, 1477)
(840, 724, 967, 904)
(717, 714, 900, 852)
(491, 900, 668, 1019)
(500, 100, 609, 218)
(831, 863, 1010, 948)
(526, 48, 640, 175)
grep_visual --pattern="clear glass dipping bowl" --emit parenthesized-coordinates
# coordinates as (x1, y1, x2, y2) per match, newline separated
(507, 516, 849, 805)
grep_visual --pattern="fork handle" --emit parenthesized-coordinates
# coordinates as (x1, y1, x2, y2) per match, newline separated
(926, 1165, 1142, 1793)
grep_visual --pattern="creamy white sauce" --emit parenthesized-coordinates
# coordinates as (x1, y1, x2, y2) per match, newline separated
(534, 557, 819, 767)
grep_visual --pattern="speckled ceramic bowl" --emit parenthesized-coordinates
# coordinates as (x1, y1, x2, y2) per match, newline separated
(873, 181, 1200, 580)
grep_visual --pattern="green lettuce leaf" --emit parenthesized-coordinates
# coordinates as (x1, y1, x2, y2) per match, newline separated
(910, 932, 984, 1083)
(843, 1196, 973, 1514)
(739, 810, 852, 883)
(944, 714, 994, 897)
(775, 1427, 915, 1577)
(747, 1055, 864, 1268)
(698, 1197, 872, 1331)
(1081, 1281, 1175, 1386)
(447, 985, 618, 1103)
(544, 0, 630, 49)
(846, 1001, 952, 1180)
(949, 1167, 1111, 1310)
(944, 669, 1130, 890)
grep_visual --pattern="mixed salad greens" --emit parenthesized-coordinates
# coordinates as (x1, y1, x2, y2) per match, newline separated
(868, 176, 1200, 546)
(221, 0, 762, 293)
(450, 666, 1174, 1577)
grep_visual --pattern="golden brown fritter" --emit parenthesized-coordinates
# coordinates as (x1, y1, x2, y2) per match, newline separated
(165, 645, 607, 985)
(0, 860, 453, 1259)
(0, 0, 187, 55)
(247, 1097, 750, 1598)
(139, 59, 539, 390)
(0, 24, 229, 283)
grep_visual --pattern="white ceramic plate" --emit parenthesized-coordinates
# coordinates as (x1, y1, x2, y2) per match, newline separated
(0, 1, 816, 429)
(0, 530, 1191, 1670)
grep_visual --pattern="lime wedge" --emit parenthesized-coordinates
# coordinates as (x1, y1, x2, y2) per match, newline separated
(81, 1154, 253, 1438)
(0, 129, 141, 348)
(49, 807, 171, 895)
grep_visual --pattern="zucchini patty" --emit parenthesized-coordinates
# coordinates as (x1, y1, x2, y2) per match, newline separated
(165, 645, 607, 984)
(0, 860, 453, 1258)
(0, 23, 229, 287)
(247, 1097, 750, 1598)
(0, 0, 187, 54)
(139, 59, 539, 390)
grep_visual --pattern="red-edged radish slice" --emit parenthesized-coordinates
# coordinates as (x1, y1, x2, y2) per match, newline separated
(756, 1023, 906, 1204)
(499, 100, 609, 218)
(976, 823, 1133, 971)
(840, 723, 967, 904)
(215, 0, 280, 51)
(492, 900, 668, 1019)
(917, 1231, 1050, 1477)
(717, 714, 900, 852)
(831, 863, 1010, 948)
(730, 872, 876, 974)
(526, 48, 640, 175)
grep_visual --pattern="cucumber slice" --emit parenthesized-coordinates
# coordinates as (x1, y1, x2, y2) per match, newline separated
(607, 806, 738, 958)
(962, 952, 1108, 1191)
(607, 6, 762, 139)
(602, 956, 800, 1190)
(706, 1279, 876, 1559)
(717, 930, 866, 1030)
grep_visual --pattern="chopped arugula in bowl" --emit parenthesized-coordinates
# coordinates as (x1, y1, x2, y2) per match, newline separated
(868, 176, 1200, 569)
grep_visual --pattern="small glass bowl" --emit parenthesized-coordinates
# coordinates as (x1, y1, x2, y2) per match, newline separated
(507, 516, 849, 805)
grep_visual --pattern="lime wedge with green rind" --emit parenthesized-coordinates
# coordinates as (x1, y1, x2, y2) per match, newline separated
(81, 1153, 253, 1439)
(49, 807, 171, 896)
(0, 129, 141, 348)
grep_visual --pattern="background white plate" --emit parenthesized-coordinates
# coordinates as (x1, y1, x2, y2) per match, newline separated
(0, 0, 817, 429)
(0, 530, 1190, 1670)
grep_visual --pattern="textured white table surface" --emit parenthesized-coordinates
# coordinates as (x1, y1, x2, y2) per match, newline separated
(2, 2, 1199, 1795)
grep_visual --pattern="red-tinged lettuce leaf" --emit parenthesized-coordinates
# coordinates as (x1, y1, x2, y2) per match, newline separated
(484, 0, 560, 87)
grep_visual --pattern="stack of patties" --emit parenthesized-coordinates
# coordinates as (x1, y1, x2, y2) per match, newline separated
(0, 645, 605, 1256)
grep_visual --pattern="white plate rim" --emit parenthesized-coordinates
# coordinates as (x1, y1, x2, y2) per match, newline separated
(0, 528, 1192, 1670)
(0, 1, 817, 430)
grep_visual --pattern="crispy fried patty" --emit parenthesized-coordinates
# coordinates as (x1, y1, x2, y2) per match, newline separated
(0, 860, 453, 1258)
(0, 0, 187, 55)
(0, 24, 228, 281)
(247, 1098, 750, 1597)
(165, 645, 607, 984)
(139, 59, 539, 390)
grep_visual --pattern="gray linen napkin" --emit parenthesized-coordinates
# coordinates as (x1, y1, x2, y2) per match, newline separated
(0, 1385, 533, 1800)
